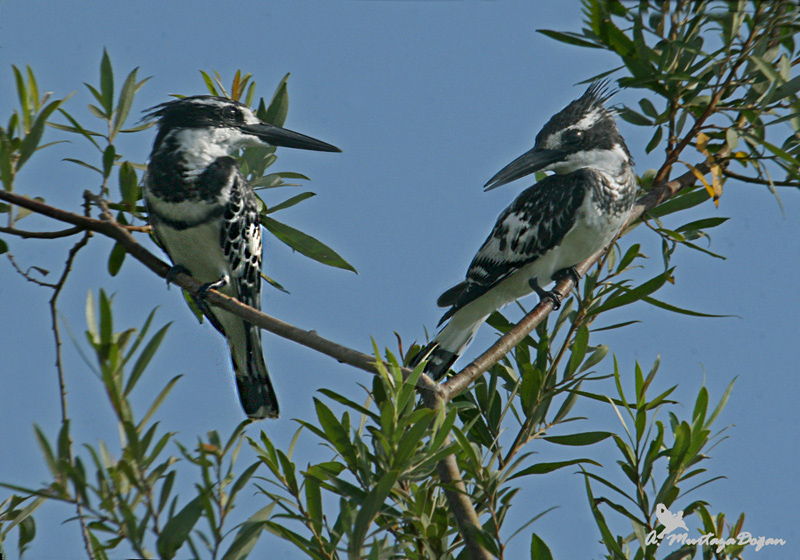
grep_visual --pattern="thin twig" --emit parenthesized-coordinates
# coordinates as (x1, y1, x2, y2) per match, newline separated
(723, 168, 800, 188)
(0, 225, 83, 239)
(6, 252, 57, 288)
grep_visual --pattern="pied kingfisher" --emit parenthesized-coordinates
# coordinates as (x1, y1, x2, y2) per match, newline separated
(412, 81, 637, 380)
(144, 95, 340, 419)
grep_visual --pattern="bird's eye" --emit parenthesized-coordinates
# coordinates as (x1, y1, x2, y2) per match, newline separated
(564, 129, 584, 144)
(222, 106, 240, 121)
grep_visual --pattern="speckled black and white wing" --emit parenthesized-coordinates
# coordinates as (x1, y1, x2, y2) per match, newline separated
(437, 172, 589, 324)
(195, 161, 278, 419)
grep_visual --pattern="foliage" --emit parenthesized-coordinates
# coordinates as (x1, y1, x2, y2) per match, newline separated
(1, 2, 798, 560)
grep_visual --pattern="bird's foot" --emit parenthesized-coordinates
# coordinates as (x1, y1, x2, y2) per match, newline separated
(165, 265, 191, 288)
(197, 275, 229, 299)
(529, 278, 563, 310)
(553, 266, 582, 285)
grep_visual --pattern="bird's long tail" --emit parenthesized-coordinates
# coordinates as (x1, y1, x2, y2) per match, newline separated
(228, 319, 279, 419)
(410, 312, 484, 381)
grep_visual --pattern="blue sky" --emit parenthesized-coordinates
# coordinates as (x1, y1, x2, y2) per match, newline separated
(1, 1, 798, 558)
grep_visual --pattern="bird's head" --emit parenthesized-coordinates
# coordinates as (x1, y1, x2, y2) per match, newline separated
(145, 95, 340, 156)
(484, 80, 632, 191)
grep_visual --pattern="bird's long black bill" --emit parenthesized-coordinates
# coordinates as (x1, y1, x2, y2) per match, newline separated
(484, 147, 562, 191)
(241, 123, 341, 152)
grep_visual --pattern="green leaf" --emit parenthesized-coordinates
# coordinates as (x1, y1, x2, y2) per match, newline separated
(17, 100, 62, 168)
(564, 325, 589, 379)
(640, 294, 730, 318)
(536, 29, 600, 49)
(317, 388, 379, 422)
(0, 137, 14, 188)
(0, 238, 8, 255)
(542, 431, 612, 446)
(125, 323, 171, 395)
(349, 470, 399, 559)
(646, 125, 663, 153)
(33, 425, 59, 478)
(617, 106, 653, 126)
(99, 49, 114, 115)
(589, 269, 673, 315)
(706, 377, 736, 428)
(199, 71, 220, 96)
(107, 242, 126, 276)
(265, 192, 315, 214)
(638, 97, 658, 119)
(314, 398, 358, 469)
(261, 73, 290, 127)
(645, 188, 710, 219)
(221, 504, 274, 560)
(13, 65, 30, 131)
(157, 493, 206, 559)
(118, 161, 139, 209)
(530, 533, 554, 560)
(261, 215, 356, 273)
(63, 158, 103, 175)
(54, 108, 102, 148)
(140, 375, 182, 428)
(305, 475, 323, 537)
(583, 474, 626, 556)
(675, 217, 729, 233)
(509, 458, 600, 480)
(773, 75, 800, 99)
(102, 144, 116, 179)
(112, 67, 141, 139)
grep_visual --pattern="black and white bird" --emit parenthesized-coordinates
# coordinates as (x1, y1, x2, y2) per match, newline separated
(144, 95, 340, 419)
(412, 81, 637, 380)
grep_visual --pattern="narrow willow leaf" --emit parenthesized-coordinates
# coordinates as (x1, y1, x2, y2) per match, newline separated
(262, 73, 290, 127)
(220, 502, 273, 560)
(112, 67, 140, 139)
(640, 294, 730, 318)
(13, 65, 30, 131)
(157, 494, 206, 559)
(265, 192, 315, 214)
(536, 29, 601, 49)
(118, 161, 139, 209)
(200, 70, 220, 96)
(509, 458, 600, 480)
(542, 431, 612, 446)
(107, 242, 126, 276)
(530, 533, 554, 560)
(589, 270, 672, 315)
(261, 215, 356, 273)
(349, 470, 399, 558)
(99, 49, 114, 115)
(125, 323, 171, 395)
(645, 188, 710, 219)
(18, 100, 62, 168)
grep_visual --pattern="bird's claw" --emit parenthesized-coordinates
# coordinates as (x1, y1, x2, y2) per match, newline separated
(553, 266, 582, 285)
(197, 277, 228, 299)
(529, 278, 563, 310)
(165, 265, 191, 288)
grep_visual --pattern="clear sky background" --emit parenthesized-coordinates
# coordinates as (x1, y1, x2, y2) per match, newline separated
(0, 2, 798, 559)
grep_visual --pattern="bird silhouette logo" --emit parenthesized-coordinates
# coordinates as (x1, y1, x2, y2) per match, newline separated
(655, 503, 689, 538)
